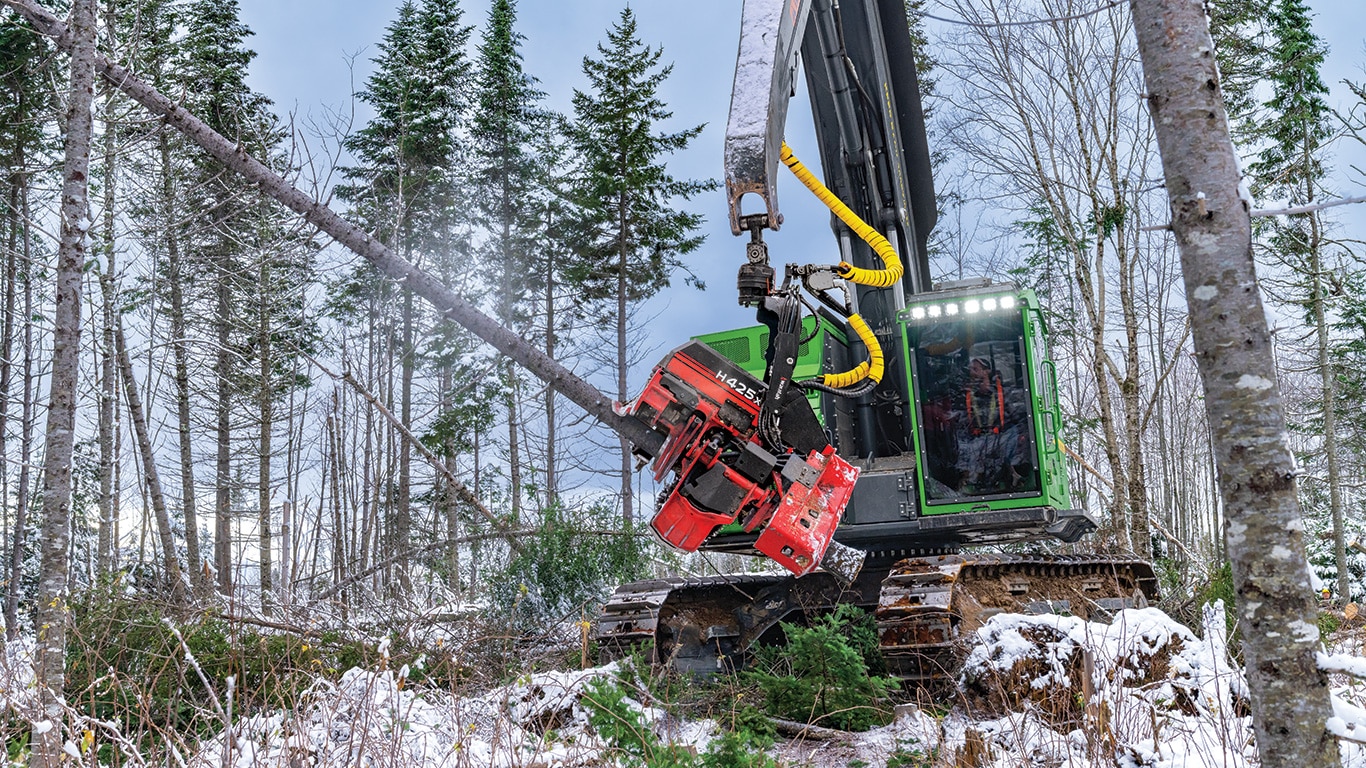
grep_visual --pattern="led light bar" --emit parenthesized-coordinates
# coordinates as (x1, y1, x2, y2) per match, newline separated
(904, 294, 1023, 322)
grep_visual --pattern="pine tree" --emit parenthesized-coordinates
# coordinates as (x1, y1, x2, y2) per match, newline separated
(564, 8, 713, 526)
(530, 128, 577, 506)
(0, 8, 56, 641)
(1207, 0, 1274, 145)
(175, 0, 284, 600)
(336, 0, 472, 592)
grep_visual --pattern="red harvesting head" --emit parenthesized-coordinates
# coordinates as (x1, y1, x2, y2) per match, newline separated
(622, 341, 860, 578)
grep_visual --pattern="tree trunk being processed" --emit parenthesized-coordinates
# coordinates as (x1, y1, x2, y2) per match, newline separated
(1128, 0, 1338, 765)
(30, 0, 96, 762)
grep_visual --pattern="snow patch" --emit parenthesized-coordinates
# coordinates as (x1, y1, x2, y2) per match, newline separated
(183, 662, 719, 768)
(1306, 560, 1324, 591)
(1193, 285, 1218, 301)
(955, 608, 1257, 767)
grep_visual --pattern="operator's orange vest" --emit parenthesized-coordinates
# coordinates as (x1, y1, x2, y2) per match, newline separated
(966, 378, 1005, 435)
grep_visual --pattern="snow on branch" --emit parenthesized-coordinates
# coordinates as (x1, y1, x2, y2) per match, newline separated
(1141, 193, 1366, 232)
(1318, 651, 1366, 679)
(1251, 194, 1366, 218)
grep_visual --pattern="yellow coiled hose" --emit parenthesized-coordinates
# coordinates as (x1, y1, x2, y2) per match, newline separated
(822, 313, 885, 387)
(779, 142, 904, 288)
(781, 142, 893, 389)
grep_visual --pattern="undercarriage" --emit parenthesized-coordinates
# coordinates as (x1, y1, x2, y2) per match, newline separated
(595, 554, 1158, 686)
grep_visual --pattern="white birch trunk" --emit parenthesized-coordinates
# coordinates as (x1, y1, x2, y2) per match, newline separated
(1129, 0, 1338, 764)
(30, 0, 96, 762)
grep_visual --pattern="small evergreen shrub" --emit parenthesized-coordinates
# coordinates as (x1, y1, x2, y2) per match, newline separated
(702, 704, 778, 768)
(1181, 561, 1242, 659)
(583, 678, 780, 768)
(582, 679, 699, 768)
(745, 605, 895, 731)
(491, 500, 650, 631)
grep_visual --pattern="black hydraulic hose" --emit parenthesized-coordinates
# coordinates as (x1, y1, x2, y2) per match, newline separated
(798, 377, 877, 399)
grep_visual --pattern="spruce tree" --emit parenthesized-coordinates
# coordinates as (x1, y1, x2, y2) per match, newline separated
(1207, 0, 1274, 145)
(175, 0, 286, 600)
(116, 0, 205, 594)
(564, 8, 713, 526)
(336, 0, 472, 592)
(0, 9, 55, 639)
(471, 0, 548, 522)
(1247, 0, 1347, 600)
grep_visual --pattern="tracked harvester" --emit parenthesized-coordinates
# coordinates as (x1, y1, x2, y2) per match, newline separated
(595, 0, 1157, 684)
(5, 0, 1154, 691)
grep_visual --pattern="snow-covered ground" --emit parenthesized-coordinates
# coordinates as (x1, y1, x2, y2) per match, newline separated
(6, 605, 1366, 766)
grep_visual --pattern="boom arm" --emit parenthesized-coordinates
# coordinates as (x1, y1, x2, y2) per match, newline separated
(725, 0, 937, 296)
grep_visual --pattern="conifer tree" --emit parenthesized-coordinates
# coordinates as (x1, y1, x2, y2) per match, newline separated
(471, 0, 547, 522)
(175, 0, 282, 598)
(337, 0, 472, 591)
(0, 8, 54, 640)
(1247, 0, 1346, 600)
(1207, 0, 1274, 145)
(565, 8, 712, 526)
(530, 128, 577, 506)
(115, 0, 201, 592)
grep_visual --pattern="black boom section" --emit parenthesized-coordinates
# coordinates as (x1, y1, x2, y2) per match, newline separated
(873, 0, 937, 288)
(802, 0, 935, 297)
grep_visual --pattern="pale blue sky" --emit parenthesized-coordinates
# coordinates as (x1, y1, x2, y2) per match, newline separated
(236, 0, 1366, 367)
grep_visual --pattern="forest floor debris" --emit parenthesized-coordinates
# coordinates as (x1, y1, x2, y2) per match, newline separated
(5, 606, 1366, 766)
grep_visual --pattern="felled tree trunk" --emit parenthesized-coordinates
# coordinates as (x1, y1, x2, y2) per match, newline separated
(0, 0, 663, 555)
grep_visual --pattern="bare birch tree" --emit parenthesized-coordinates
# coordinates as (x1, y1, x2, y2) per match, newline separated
(1129, 0, 1337, 764)
(939, 0, 1174, 555)
(30, 0, 96, 763)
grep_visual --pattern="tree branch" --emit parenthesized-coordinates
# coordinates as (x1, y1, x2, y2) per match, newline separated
(314, 531, 520, 602)
(1142, 192, 1366, 231)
